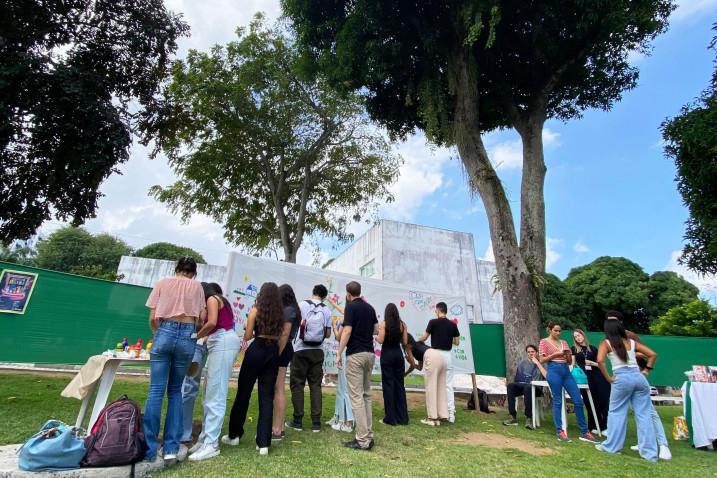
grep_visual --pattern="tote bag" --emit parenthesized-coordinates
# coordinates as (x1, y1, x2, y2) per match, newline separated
(17, 420, 86, 471)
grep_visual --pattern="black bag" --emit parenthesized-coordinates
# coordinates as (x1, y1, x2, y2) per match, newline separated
(81, 395, 146, 467)
(467, 389, 492, 413)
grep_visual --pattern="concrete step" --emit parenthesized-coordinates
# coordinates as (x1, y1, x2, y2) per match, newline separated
(0, 445, 164, 478)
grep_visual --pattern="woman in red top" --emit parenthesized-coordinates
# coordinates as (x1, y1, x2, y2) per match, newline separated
(539, 321, 598, 444)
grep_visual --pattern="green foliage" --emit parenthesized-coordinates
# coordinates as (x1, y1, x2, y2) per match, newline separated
(36, 227, 131, 280)
(0, 241, 37, 266)
(0, 1, 189, 243)
(661, 25, 717, 274)
(565, 257, 651, 333)
(283, 0, 673, 143)
(647, 271, 699, 319)
(141, 15, 401, 262)
(650, 299, 717, 337)
(134, 243, 206, 264)
(540, 273, 583, 331)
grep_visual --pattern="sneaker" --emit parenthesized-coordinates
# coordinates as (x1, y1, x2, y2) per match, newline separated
(448, 415, 455, 424)
(326, 416, 339, 426)
(271, 432, 283, 441)
(176, 444, 189, 462)
(163, 453, 177, 461)
(420, 418, 439, 426)
(188, 444, 220, 462)
(221, 434, 240, 446)
(258, 447, 269, 456)
(659, 445, 672, 460)
(286, 420, 303, 432)
(311, 422, 321, 433)
(525, 418, 535, 430)
(579, 432, 600, 444)
(595, 444, 606, 453)
(630, 445, 639, 452)
(331, 422, 342, 431)
(188, 441, 204, 454)
(557, 431, 572, 443)
(502, 417, 519, 426)
(339, 423, 354, 433)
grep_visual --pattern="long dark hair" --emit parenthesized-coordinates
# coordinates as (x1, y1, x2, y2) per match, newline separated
(203, 282, 230, 309)
(604, 319, 629, 362)
(384, 303, 402, 343)
(279, 283, 300, 322)
(255, 282, 283, 337)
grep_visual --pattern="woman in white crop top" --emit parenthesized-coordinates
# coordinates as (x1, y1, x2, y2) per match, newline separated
(596, 319, 658, 462)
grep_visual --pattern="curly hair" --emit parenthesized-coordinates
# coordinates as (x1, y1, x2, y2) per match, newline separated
(254, 282, 283, 337)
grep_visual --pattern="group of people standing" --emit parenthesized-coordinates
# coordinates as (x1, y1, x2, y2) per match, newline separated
(141, 257, 462, 462)
(503, 312, 672, 462)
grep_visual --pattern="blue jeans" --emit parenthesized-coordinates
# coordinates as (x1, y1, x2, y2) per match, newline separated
(181, 341, 208, 442)
(601, 367, 658, 461)
(196, 329, 242, 447)
(143, 321, 196, 459)
(334, 350, 354, 423)
(546, 362, 588, 435)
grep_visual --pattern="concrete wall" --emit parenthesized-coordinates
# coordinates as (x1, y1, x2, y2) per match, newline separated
(475, 260, 504, 323)
(380, 221, 482, 320)
(325, 223, 383, 279)
(117, 256, 227, 288)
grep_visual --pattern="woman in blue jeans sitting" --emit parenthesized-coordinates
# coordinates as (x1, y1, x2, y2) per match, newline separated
(143, 257, 205, 462)
(538, 321, 599, 444)
(596, 318, 658, 461)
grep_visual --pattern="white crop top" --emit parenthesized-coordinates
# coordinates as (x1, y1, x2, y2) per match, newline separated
(605, 339, 639, 369)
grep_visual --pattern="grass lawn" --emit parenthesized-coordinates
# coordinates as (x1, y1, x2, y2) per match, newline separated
(1, 371, 715, 478)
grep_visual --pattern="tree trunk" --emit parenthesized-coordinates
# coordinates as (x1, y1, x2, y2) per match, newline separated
(452, 50, 542, 377)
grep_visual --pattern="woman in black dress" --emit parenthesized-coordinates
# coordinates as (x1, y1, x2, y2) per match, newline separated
(571, 329, 610, 434)
(376, 303, 409, 425)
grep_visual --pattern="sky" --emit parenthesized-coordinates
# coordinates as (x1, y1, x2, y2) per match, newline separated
(39, 0, 717, 300)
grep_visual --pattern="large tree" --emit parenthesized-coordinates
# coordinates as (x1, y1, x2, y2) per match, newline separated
(541, 273, 582, 331)
(0, 0, 188, 243)
(36, 226, 131, 280)
(141, 15, 401, 262)
(134, 242, 206, 264)
(661, 24, 717, 274)
(283, 0, 673, 372)
(650, 299, 717, 337)
(646, 270, 699, 320)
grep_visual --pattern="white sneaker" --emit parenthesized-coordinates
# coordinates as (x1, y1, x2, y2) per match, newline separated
(630, 445, 639, 451)
(659, 445, 672, 460)
(188, 444, 220, 461)
(176, 444, 189, 462)
(163, 453, 177, 461)
(448, 415, 455, 424)
(326, 416, 339, 426)
(339, 423, 353, 433)
(221, 435, 240, 446)
(331, 422, 342, 431)
(256, 446, 269, 455)
(188, 441, 203, 454)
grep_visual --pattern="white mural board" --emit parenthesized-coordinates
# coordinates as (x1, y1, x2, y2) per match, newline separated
(224, 252, 474, 374)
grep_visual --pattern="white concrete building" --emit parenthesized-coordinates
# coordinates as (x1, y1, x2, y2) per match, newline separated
(325, 220, 503, 323)
(117, 256, 227, 288)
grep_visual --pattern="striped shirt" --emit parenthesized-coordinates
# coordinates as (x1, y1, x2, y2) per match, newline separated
(539, 338, 570, 363)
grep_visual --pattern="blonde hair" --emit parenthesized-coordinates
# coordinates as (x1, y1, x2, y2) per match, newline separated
(572, 329, 590, 350)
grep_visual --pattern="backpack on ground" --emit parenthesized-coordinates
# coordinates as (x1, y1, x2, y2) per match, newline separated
(299, 300, 327, 346)
(467, 389, 493, 413)
(81, 395, 146, 467)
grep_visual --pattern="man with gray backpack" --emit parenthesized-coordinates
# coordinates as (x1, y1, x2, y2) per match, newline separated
(286, 284, 333, 433)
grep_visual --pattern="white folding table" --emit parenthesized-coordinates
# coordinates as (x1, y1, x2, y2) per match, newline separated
(74, 358, 150, 431)
(531, 379, 601, 436)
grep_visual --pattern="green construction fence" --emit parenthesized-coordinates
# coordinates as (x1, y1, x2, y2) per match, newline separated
(2, 261, 716, 387)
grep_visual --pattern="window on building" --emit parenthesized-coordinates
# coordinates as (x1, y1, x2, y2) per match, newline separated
(360, 259, 376, 278)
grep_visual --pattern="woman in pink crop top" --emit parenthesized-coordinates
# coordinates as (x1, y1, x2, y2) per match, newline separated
(143, 257, 205, 462)
(186, 282, 242, 461)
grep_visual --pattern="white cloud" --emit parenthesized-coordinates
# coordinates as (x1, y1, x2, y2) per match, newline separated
(672, 0, 717, 23)
(542, 128, 561, 147)
(664, 250, 717, 303)
(573, 240, 590, 253)
(381, 134, 452, 221)
(546, 237, 563, 269)
(480, 241, 495, 262)
(488, 139, 523, 170)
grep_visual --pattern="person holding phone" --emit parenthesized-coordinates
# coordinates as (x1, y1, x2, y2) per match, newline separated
(538, 321, 598, 444)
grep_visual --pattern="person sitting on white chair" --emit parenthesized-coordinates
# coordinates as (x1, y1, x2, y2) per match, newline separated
(503, 344, 546, 429)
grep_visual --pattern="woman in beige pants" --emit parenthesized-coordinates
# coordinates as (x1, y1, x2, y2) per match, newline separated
(405, 334, 447, 426)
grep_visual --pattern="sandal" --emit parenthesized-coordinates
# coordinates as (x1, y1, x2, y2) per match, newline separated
(420, 418, 440, 426)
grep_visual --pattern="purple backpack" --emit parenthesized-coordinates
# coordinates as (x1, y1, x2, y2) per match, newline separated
(81, 395, 146, 467)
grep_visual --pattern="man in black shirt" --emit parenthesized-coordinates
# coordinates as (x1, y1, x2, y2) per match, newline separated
(337, 281, 378, 450)
(418, 302, 459, 423)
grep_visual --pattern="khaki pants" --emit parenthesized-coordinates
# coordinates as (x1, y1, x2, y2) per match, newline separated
(345, 352, 375, 448)
(423, 349, 448, 420)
